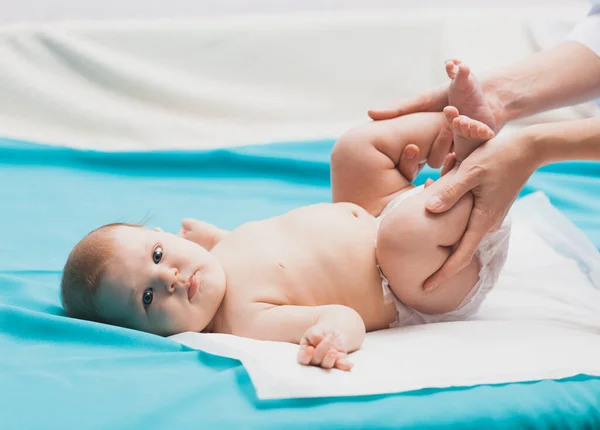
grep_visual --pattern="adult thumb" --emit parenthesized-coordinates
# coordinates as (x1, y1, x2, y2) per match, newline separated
(367, 99, 422, 121)
(425, 176, 474, 213)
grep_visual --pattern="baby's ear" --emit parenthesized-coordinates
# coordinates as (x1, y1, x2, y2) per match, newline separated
(153, 227, 163, 232)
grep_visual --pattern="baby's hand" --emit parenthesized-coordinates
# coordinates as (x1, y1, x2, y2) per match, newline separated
(297, 323, 353, 371)
(177, 219, 227, 251)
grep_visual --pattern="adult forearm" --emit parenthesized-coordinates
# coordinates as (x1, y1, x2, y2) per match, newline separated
(483, 42, 600, 127)
(527, 117, 600, 166)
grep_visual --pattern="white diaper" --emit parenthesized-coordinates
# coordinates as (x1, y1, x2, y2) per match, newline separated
(376, 185, 511, 328)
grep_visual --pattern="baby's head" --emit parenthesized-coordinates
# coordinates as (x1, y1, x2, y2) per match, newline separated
(61, 223, 226, 336)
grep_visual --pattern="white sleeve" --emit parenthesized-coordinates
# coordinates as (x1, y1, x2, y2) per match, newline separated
(568, 3, 600, 56)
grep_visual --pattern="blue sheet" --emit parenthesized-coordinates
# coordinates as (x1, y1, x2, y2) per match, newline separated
(2, 137, 600, 429)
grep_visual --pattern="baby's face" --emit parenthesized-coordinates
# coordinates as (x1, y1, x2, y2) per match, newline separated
(96, 226, 226, 336)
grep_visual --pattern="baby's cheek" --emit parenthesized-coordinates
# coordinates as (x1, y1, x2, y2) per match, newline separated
(149, 305, 177, 336)
(166, 303, 197, 334)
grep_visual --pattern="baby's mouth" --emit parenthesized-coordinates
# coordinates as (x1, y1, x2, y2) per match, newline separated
(187, 271, 200, 300)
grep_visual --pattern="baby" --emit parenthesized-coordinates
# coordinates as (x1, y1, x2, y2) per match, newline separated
(61, 60, 511, 371)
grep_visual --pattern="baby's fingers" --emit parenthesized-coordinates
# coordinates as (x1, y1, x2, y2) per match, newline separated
(311, 334, 335, 365)
(334, 356, 354, 372)
(321, 349, 341, 370)
(302, 326, 325, 348)
(297, 345, 315, 366)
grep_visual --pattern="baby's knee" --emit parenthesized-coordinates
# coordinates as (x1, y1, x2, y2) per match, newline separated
(331, 124, 381, 167)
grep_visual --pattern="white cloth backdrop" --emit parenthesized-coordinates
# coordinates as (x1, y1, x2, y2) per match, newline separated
(0, 5, 596, 150)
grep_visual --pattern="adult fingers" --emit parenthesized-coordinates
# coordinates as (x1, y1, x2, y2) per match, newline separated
(368, 85, 449, 121)
(424, 210, 494, 290)
(425, 169, 478, 213)
(367, 98, 427, 121)
(440, 153, 456, 177)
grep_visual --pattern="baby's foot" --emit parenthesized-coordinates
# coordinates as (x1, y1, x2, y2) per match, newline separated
(443, 106, 495, 163)
(445, 59, 497, 133)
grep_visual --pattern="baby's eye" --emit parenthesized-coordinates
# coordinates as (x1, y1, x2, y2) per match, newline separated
(142, 288, 154, 308)
(152, 246, 163, 264)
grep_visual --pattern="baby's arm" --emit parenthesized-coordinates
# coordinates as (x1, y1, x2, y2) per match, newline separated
(179, 218, 229, 251)
(238, 304, 366, 371)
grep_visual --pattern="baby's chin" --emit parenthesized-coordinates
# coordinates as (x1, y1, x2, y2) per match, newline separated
(196, 262, 227, 308)
(190, 302, 221, 334)
(152, 320, 203, 337)
(169, 298, 222, 335)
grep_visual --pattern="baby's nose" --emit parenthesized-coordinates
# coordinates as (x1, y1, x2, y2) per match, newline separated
(160, 267, 179, 292)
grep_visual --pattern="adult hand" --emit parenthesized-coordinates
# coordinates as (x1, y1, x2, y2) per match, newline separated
(368, 83, 450, 121)
(422, 129, 540, 291)
(367, 72, 506, 132)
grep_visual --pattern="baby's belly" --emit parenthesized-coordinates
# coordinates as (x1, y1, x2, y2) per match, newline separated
(274, 204, 398, 330)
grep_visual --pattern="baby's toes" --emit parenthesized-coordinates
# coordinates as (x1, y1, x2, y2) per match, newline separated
(451, 117, 462, 135)
(468, 123, 481, 139)
(445, 60, 458, 79)
(458, 118, 470, 137)
(475, 124, 493, 139)
(445, 59, 461, 79)
(443, 105, 459, 124)
(455, 63, 471, 81)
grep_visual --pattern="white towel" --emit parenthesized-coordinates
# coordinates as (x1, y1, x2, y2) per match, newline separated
(171, 192, 600, 400)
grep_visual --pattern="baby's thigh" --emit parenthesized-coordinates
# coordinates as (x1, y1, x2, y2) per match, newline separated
(331, 112, 445, 216)
(376, 191, 480, 315)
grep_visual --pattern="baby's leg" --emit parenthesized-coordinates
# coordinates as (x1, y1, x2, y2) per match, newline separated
(445, 59, 497, 162)
(376, 115, 495, 315)
(331, 112, 452, 216)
